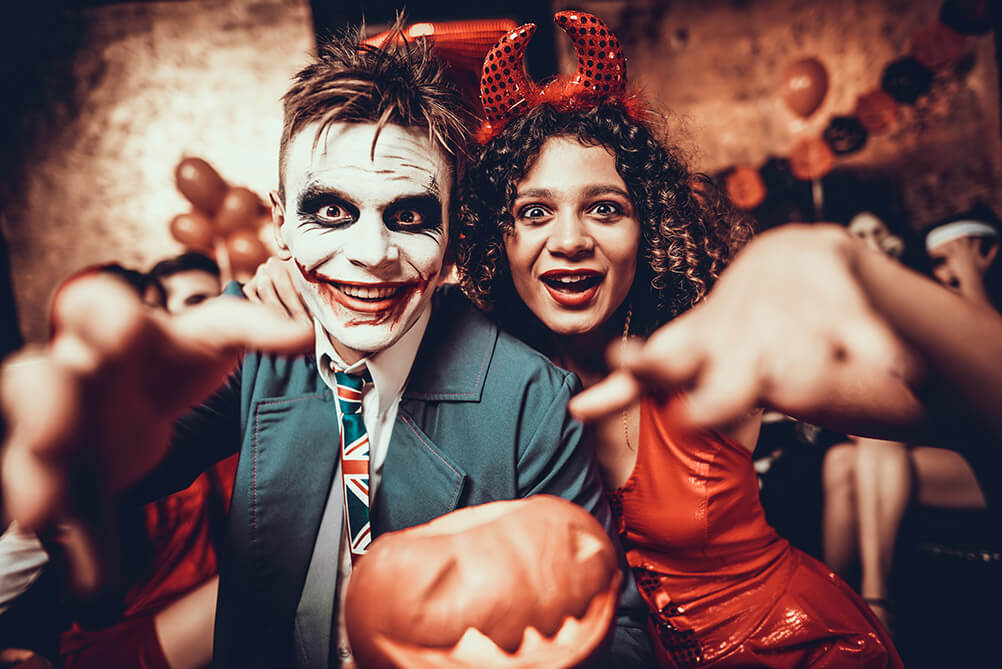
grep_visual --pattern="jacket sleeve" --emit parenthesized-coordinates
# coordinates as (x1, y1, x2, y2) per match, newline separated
(122, 367, 242, 505)
(516, 372, 654, 667)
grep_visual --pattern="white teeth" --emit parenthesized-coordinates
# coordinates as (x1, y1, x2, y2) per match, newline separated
(548, 274, 598, 284)
(338, 284, 401, 299)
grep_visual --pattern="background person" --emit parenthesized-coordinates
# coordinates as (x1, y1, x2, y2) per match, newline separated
(146, 252, 222, 314)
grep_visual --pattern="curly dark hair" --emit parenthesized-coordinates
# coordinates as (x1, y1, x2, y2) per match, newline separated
(457, 102, 754, 340)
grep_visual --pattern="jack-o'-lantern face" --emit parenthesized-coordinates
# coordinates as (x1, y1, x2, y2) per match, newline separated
(345, 495, 622, 668)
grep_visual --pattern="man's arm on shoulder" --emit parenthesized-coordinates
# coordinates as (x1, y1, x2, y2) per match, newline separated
(516, 370, 654, 667)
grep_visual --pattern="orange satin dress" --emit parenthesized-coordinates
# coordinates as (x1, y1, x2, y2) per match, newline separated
(609, 399, 903, 668)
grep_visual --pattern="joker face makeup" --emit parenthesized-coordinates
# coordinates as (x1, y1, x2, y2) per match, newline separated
(274, 122, 451, 363)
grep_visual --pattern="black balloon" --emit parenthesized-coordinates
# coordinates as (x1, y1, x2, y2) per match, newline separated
(823, 116, 869, 155)
(759, 156, 797, 195)
(939, 0, 995, 36)
(881, 57, 933, 104)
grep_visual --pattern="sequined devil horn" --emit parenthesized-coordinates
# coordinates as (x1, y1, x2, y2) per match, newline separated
(554, 10, 627, 97)
(478, 11, 632, 142)
(480, 23, 538, 126)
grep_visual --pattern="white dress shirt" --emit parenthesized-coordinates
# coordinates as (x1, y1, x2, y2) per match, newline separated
(294, 306, 431, 668)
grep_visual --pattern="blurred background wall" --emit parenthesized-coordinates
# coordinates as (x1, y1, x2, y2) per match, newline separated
(1, 0, 1000, 346)
(557, 0, 1002, 230)
(1, 0, 314, 344)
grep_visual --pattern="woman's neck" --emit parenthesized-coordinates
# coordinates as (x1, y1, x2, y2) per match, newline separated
(551, 324, 619, 389)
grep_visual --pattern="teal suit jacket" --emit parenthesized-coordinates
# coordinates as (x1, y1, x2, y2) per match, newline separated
(143, 287, 652, 667)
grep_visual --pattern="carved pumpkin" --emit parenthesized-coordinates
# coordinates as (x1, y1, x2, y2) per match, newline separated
(345, 495, 622, 668)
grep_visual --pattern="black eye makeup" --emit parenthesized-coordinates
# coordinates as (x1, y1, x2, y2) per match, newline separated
(384, 194, 443, 235)
(296, 185, 359, 228)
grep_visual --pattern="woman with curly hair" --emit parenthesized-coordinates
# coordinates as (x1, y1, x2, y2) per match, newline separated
(456, 11, 903, 669)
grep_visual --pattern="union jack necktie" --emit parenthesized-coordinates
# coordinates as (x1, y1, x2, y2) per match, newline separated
(333, 368, 371, 563)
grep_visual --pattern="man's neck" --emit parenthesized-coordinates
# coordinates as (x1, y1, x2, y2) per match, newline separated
(330, 335, 365, 366)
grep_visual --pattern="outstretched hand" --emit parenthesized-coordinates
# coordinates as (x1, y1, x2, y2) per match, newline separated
(1, 275, 313, 532)
(570, 225, 924, 433)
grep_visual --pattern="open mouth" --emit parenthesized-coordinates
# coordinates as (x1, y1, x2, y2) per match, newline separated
(325, 281, 416, 313)
(335, 283, 407, 302)
(295, 262, 421, 316)
(540, 270, 604, 308)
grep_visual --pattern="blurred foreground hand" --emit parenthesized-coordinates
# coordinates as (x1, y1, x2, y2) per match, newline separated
(571, 225, 923, 433)
(1, 275, 313, 533)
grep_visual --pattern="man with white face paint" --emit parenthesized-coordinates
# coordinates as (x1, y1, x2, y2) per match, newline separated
(275, 122, 450, 362)
(0, 23, 652, 669)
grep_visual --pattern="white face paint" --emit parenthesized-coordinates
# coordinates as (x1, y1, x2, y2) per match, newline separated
(275, 122, 451, 363)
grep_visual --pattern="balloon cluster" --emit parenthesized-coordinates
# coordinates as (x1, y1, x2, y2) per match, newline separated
(169, 157, 272, 274)
(721, 0, 995, 213)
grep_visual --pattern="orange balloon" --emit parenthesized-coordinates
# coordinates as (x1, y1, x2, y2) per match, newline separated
(853, 90, 900, 135)
(216, 187, 264, 234)
(725, 166, 767, 210)
(910, 22, 967, 71)
(226, 229, 270, 271)
(789, 136, 835, 180)
(175, 157, 228, 214)
(780, 57, 829, 118)
(169, 211, 215, 250)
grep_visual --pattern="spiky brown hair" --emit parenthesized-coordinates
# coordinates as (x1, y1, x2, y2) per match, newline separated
(277, 18, 471, 202)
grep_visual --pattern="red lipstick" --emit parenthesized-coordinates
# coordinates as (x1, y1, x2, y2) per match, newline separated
(539, 268, 604, 308)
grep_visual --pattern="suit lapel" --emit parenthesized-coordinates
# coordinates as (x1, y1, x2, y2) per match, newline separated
(372, 407, 467, 533)
(248, 389, 341, 630)
(371, 289, 502, 532)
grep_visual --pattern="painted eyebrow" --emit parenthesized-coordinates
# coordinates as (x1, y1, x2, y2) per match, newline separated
(295, 183, 357, 213)
(385, 192, 442, 211)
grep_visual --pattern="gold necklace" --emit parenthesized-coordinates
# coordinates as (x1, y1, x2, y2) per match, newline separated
(621, 305, 634, 451)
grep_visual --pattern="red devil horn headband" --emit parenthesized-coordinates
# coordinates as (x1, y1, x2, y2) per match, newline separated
(479, 11, 629, 140)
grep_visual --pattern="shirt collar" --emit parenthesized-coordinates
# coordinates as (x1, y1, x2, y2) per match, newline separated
(314, 306, 432, 418)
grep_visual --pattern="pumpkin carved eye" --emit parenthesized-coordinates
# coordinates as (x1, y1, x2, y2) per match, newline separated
(345, 495, 622, 668)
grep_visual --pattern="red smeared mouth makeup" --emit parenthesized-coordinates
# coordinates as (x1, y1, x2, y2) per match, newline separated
(296, 261, 438, 326)
(296, 261, 416, 313)
(539, 268, 604, 308)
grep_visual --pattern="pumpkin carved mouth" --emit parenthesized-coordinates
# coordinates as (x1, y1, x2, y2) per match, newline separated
(345, 495, 622, 668)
